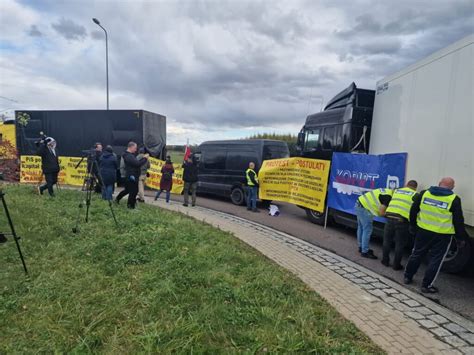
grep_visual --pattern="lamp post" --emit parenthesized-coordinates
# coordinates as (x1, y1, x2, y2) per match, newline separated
(92, 18, 109, 110)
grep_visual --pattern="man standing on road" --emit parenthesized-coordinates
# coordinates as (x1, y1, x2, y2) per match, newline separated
(36, 136, 60, 197)
(115, 142, 149, 209)
(182, 155, 198, 207)
(382, 180, 418, 270)
(355, 187, 394, 259)
(246, 162, 259, 213)
(404, 177, 469, 294)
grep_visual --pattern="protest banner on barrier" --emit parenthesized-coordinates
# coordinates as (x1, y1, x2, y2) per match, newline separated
(327, 152, 407, 218)
(20, 155, 89, 186)
(145, 157, 184, 194)
(258, 157, 331, 212)
(20, 155, 185, 192)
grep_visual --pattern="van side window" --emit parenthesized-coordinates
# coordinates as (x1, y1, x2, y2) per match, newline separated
(263, 145, 290, 160)
(305, 130, 320, 150)
(203, 150, 226, 170)
(322, 126, 336, 150)
(226, 151, 258, 171)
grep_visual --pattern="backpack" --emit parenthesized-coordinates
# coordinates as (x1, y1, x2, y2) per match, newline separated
(119, 157, 126, 178)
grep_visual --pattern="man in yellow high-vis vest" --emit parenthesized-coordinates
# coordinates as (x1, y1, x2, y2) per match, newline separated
(355, 187, 394, 259)
(246, 162, 260, 213)
(381, 180, 418, 270)
(404, 177, 469, 294)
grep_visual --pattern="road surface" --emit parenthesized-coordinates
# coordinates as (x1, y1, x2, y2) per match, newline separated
(145, 191, 474, 321)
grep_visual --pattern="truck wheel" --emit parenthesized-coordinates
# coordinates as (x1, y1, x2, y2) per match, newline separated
(305, 208, 325, 225)
(442, 238, 472, 274)
(230, 187, 245, 206)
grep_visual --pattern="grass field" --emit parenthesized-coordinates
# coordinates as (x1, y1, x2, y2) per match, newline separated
(0, 184, 382, 353)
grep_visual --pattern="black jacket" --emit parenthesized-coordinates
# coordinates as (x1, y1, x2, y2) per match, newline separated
(36, 143, 60, 174)
(122, 151, 148, 179)
(182, 162, 198, 183)
(410, 187, 468, 240)
(99, 151, 118, 185)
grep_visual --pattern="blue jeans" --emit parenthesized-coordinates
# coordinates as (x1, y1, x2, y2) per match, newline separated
(155, 190, 171, 202)
(355, 203, 374, 253)
(102, 184, 114, 201)
(246, 186, 258, 210)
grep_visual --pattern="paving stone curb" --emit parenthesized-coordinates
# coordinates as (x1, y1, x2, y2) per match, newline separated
(150, 199, 474, 354)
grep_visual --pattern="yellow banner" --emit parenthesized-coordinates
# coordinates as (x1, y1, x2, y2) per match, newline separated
(258, 157, 331, 212)
(20, 154, 184, 193)
(0, 123, 17, 159)
(20, 155, 87, 186)
(145, 157, 184, 194)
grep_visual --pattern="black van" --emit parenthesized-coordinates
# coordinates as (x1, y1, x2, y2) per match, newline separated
(195, 139, 290, 205)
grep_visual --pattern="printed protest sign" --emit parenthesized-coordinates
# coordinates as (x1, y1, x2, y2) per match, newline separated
(259, 157, 331, 212)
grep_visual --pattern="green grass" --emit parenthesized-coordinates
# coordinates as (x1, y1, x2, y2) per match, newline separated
(0, 185, 383, 354)
(167, 149, 185, 164)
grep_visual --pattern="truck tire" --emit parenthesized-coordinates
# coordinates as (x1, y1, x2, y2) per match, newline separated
(305, 208, 325, 225)
(442, 238, 472, 274)
(230, 187, 245, 206)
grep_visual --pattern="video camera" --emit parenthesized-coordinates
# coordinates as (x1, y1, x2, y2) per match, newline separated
(34, 131, 51, 146)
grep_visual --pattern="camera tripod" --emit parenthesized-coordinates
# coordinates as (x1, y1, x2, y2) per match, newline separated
(72, 156, 118, 234)
(0, 189, 28, 274)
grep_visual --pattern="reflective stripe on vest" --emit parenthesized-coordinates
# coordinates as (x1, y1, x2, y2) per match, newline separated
(386, 187, 416, 219)
(417, 191, 456, 234)
(358, 188, 393, 216)
(246, 169, 257, 186)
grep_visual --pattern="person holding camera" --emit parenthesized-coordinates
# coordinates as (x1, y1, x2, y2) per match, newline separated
(36, 136, 60, 197)
(88, 142, 103, 193)
(115, 142, 149, 209)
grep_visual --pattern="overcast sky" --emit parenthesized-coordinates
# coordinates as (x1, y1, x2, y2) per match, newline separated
(0, 0, 472, 144)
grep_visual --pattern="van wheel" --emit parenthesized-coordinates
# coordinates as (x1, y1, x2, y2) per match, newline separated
(230, 187, 245, 206)
(442, 238, 472, 274)
(305, 208, 325, 225)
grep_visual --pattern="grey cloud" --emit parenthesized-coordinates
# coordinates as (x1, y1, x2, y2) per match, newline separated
(91, 30, 104, 40)
(27, 25, 43, 37)
(51, 18, 87, 41)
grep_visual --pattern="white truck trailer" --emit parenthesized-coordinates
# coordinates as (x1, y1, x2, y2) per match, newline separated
(369, 34, 473, 272)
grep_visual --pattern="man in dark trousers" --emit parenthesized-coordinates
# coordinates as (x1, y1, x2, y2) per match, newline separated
(246, 162, 259, 212)
(404, 177, 469, 293)
(381, 180, 418, 270)
(36, 136, 60, 197)
(182, 155, 198, 207)
(115, 142, 149, 209)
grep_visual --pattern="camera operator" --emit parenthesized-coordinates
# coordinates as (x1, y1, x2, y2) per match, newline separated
(115, 142, 149, 209)
(87, 142, 103, 193)
(35, 136, 60, 197)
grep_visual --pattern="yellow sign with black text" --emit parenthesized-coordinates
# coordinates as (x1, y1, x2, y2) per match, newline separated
(20, 155, 86, 185)
(258, 157, 331, 212)
(20, 155, 185, 194)
(145, 157, 184, 194)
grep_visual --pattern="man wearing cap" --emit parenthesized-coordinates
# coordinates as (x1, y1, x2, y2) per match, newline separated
(355, 187, 394, 259)
(381, 180, 418, 270)
(36, 136, 60, 197)
(404, 177, 469, 293)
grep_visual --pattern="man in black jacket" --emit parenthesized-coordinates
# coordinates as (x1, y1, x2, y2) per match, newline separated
(182, 155, 198, 207)
(36, 137, 60, 197)
(115, 142, 149, 209)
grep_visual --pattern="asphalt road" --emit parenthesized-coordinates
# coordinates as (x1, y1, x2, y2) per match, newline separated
(146, 191, 474, 321)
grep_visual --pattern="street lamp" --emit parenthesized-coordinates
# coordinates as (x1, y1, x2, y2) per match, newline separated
(92, 18, 109, 110)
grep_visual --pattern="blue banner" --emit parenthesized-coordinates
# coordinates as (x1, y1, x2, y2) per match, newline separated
(327, 152, 407, 218)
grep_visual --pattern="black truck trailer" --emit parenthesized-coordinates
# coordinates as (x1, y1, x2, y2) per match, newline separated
(15, 110, 166, 158)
